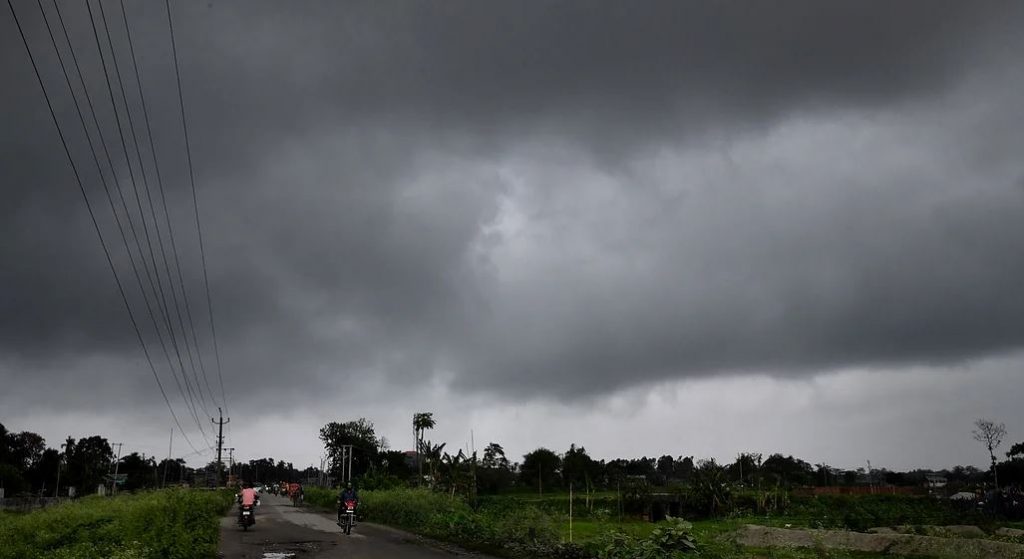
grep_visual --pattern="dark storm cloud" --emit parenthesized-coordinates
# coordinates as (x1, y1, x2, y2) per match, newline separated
(3, 0, 1024, 412)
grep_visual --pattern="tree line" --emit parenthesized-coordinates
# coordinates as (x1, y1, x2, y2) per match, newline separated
(309, 415, 1024, 499)
(5, 415, 1021, 499)
(1, 422, 221, 496)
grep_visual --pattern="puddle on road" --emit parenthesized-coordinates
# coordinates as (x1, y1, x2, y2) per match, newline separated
(260, 540, 323, 557)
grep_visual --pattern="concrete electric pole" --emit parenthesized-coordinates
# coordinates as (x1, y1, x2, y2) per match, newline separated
(211, 408, 230, 487)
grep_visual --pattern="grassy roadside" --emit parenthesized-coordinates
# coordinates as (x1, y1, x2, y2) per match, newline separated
(307, 488, 979, 558)
(0, 489, 233, 559)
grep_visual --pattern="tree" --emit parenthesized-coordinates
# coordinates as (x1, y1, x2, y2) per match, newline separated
(0, 463, 28, 494)
(997, 445, 1024, 487)
(117, 452, 158, 491)
(691, 459, 731, 516)
(815, 463, 835, 487)
(156, 458, 187, 485)
(0, 425, 48, 494)
(482, 443, 509, 469)
(422, 441, 446, 489)
(761, 454, 813, 487)
(656, 455, 675, 480)
(562, 444, 596, 488)
(604, 458, 629, 487)
(625, 457, 657, 480)
(520, 448, 561, 495)
(677, 456, 695, 481)
(380, 450, 413, 478)
(439, 450, 475, 499)
(479, 442, 514, 494)
(413, 412, 436, 483)
(63, 436, 113, 492)
(320, 418, 381, 481)
(973, 419, 1007, 490)
(26, 448, 62, 494)
(0, 423, 8, 465)
(6, 431, 46, 471)
(730, 452, 762, 486)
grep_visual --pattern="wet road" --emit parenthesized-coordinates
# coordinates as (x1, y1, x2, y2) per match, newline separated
(218, 493, 482, 559)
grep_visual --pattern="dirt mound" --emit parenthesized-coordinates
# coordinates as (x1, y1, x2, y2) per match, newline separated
(737, 524, 1024, 558)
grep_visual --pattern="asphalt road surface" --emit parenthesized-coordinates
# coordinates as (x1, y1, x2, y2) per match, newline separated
(218, 493, 484, 559)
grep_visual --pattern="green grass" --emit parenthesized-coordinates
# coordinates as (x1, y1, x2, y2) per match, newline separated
(0, 489, 233, 559)
(302, 489, 995, 558)
(552, 515, 967, 558)
(559, 518, 658, 542)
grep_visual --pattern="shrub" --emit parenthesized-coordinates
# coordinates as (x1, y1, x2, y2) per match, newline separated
(0, 489, 232, 559)
(310, 488, 570, 557)
(592, 518, 698, 559)
(303, 486, 337, 510)
(786, 494, 970, 531)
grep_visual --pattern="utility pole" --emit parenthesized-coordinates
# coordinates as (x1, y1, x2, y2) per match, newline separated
(227, 448, 236, 482)
(111, 443, 123, 495)
(57, 440, 69, 498)
(163, 429, 173, 488)
(337, 445, 354, 483)
(54, 454, 63, 498)
(211, 408, 230, 487)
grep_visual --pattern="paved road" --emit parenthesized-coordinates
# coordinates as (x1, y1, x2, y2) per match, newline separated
(218, 493, 479, 559)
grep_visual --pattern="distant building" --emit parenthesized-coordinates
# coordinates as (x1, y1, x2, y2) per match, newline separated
(925, 474, 947, 489)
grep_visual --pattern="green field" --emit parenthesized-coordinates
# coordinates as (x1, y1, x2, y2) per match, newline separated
(0, 489, 233, 559)
(299, 487, 1024, 558)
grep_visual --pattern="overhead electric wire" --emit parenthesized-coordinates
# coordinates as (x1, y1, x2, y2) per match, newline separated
(117, 0, 221, 412)
(84, 0, 210, 426)
(48, 0, 212, 449)
(9, 0, 200, 454)
(96, 0, 214, 418)
(50, 0, 205, 433)
(165, 0, 229, 418)
(50, 0, 214, 444)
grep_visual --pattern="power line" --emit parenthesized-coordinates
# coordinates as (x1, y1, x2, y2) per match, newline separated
(118, 0, 221, 411)
(50, 0, 203, 435)
(84, 0, 208, 426)
(95, 0, 214, 419)
(165, 0, 229, 417)
(48, 0, 211, 448)
(47, 0, 211, 448)
(82, 0, 213, 437)
(10, 0, 200, 454)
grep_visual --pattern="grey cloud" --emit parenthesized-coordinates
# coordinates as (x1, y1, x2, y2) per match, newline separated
(2, 0, 1024, 422)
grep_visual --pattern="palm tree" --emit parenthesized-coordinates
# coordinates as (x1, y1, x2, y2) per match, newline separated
(422, 441, 446, 490)
(413, 412, 436, 483)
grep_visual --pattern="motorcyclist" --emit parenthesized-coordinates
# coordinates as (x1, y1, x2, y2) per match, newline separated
(337, 482, 359, 524)
(238, 482, 259, 522)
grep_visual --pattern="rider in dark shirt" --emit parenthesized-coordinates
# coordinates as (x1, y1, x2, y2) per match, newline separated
(337, 482, 359, 522)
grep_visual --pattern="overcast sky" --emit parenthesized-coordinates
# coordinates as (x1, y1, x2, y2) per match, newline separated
(3, 0, 1024, 472)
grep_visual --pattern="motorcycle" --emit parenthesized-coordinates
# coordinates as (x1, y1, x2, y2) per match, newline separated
(238, 503, 256, 531)
(338, 499, 357, 535)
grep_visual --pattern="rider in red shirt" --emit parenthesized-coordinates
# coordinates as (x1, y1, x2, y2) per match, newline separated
(239, 483, 258, 506)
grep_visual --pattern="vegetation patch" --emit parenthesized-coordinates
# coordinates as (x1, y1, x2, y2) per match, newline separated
(736, 524, 1024, 558)
(0, 489, 233, 559)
